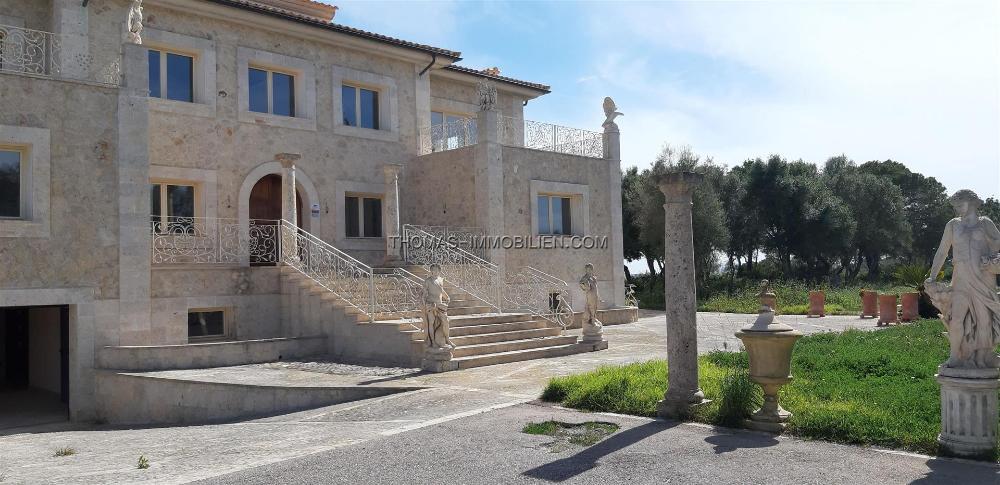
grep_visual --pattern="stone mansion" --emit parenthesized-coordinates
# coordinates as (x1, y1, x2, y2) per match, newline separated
(0, 0, 632, 424)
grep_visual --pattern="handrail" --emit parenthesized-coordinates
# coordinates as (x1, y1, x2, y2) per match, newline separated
(504, 266, 574, 329)
(402, 224, 502, 311)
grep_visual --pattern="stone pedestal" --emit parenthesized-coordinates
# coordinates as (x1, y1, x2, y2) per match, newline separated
(655, 172, 709, 419)
(421, 349, 458, 373)
(936, 366, 999, 459)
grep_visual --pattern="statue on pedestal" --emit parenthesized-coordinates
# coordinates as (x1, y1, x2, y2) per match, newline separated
(422, 264, 453, 356)
(579, 263, 604, 341)
(925, 189, 1000, 369)
(126, 0, 144, 44)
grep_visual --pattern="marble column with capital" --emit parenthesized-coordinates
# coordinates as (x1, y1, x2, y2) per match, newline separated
(383, 163, 403, 262)
(276, 153, 300, 225)
(656, 171, 709, 419)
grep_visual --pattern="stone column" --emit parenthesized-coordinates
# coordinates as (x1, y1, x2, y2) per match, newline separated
(383, 163, 403, 262)
(475, 107, 505, 273)
(656, 171, 708, 419)
(116, 42, 151, 345)
(276, 153, 300, 225)
(51, 0, 90, 80)
(603, 118, 626, 307)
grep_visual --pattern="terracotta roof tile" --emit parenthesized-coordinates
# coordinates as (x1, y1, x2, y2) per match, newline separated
(443, 65, 550, 93)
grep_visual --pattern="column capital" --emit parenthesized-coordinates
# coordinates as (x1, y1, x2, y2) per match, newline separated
(275, 153, 301, 169)
(656, 171, 703, 202)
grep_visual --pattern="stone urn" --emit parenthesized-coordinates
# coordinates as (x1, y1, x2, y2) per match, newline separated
(900, 292, 919, 322)
(735, 282, 803, 433)
(877, 294, 898, 326)
(807, 290, 825, 318)
(860, 290, 878, 319)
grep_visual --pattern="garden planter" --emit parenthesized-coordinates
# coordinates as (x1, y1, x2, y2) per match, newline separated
(900, 292, 919, 322)
(808, 290, 825, 317)
(860, 290, 878, 318)
(878, 294, 898, 326)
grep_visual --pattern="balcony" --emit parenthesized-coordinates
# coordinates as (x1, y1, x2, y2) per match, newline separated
(0, 24, 121, 86)
(420, 116, 604, 159)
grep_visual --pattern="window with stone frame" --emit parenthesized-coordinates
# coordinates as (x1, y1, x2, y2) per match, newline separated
(345, 194, 382, 238)
(537, 194, 573, 235)
(249, 67, 296, 117)
(147, 48, 195, 103)
(0, 148, 24, 219)
(150, 181, 197, 233)
(187, 308, 228, 341)
(342, 84, 379, 129)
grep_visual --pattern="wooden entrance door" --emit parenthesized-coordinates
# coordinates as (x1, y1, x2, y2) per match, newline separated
(249, 174, 303, 265)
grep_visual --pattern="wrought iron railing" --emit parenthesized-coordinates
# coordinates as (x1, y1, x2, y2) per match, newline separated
(504, 266, 575, 330)
(0, 24, 121, 85)
(498, 116, 603, 158)
(373, 268, 424, 326)
(402, 224, 503, 311)
(151, 217, 279, 265)
(421, 117, 478, 153)
(405, 224, 489, 261)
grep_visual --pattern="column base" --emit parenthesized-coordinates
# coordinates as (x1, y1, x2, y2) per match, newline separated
(936, 365, 999, 459)
(656, 390, 710, 420)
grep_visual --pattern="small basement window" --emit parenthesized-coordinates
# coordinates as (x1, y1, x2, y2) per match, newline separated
(188, 309, 227, 340)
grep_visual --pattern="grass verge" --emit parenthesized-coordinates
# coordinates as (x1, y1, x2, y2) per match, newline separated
(697, 283, 913, 314)
(542, 320, 998, 459)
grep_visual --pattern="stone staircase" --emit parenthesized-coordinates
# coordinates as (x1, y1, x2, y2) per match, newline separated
(279, 261, 605, 370)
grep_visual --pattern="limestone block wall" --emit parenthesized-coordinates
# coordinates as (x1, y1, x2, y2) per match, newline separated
(400, 146, 478, 227)
(500, 146, 618, 306)
(0, 0, 51, 30)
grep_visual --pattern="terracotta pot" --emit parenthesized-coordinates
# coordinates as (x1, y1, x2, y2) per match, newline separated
(860, 290, 878, 318)
(900, 292, 919, 322)
(808, 290, 825, 317)
(877, 294, 898, 326)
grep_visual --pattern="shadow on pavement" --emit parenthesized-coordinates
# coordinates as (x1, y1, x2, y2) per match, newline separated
(909, 457, 1000, 484)
(703, 430, 779, 454)
(522, 420, 678, 482)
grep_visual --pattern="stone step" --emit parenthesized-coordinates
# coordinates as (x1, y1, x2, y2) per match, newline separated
(448, 313, 533, 327)
(452, 341, 594, 370)
(452, 335, 579, 358)
(449, 319, 550, 337)
(450, 327, 562, 346)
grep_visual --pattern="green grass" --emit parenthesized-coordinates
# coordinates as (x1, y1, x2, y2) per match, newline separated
(542, 320, 996, 458)
(522, 420, 620, 451)
(698, 282, 913, 315)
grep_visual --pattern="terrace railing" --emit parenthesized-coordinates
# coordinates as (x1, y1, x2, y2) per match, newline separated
(420, 117, 478, 154)
(498, 116, 603, 158)
(151, 217, 279, 265)
(0, 24, 121, 85)
(503, 266, 575, 330)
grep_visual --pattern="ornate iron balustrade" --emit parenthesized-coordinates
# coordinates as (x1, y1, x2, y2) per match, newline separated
(0, 24, 121, 85)
(402, 224, 502, 311)
(151, 217, 279, 265)
(420, 117, 478, 153)
(503, 266, 574, 330)
(405, 224, 489, 261)
(373, 268, 424, 322)
(498, 116, 603, 158)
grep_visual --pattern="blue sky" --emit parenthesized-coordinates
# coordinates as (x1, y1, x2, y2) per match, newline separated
(331, 0, 1000, 199)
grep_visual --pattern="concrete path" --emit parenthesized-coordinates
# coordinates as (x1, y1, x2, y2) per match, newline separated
(0, 312, 930, 484)
(195, 402, 1000, 485)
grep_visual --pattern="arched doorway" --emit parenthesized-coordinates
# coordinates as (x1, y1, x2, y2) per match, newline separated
(249, 174, 302, 265)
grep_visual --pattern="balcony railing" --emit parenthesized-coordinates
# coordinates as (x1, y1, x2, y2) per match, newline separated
(0, 24, 121, 86)
(151, 217, 280, 265)
(499, 116, 603, 158)
(420, 117, 478, 153)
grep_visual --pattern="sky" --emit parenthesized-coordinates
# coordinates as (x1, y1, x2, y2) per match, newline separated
(332, 0, 1000, 199)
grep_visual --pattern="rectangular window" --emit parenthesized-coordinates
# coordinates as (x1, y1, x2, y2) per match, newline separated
(345, 195, 382, 238)
(537, 195, 573, 235)
(188, 309, 227, 340)
(147, 48, 194, 102)
(0, 149, 22, 218)
(430, 111, 476, 151)
(342, 84, 379, 129)
(150, 182, 196, 232)
(249, 67, 295, 117)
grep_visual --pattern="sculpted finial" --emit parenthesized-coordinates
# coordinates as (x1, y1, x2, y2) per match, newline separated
(478, 79, 497, 112)
(126, 0, 144, 44)
(602, 96, 623, 128)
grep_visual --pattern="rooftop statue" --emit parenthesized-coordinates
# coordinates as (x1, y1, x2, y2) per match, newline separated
(478, 79, 497, 112)
(127, 0, 144, 44)
(602, 97, 623, 128)
(925, 189, 1000, 369)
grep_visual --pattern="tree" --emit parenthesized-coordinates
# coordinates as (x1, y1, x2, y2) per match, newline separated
(981, 197, 1000, 224)
(621, 166, 644, 280)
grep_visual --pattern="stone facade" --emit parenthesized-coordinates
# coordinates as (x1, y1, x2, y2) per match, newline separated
(0, 0, 627, 421)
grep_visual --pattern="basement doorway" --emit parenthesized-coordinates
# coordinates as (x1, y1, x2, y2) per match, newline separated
(0, 305, 70, 430)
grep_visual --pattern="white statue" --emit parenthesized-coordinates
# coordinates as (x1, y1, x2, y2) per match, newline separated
(925, 189, 1000, 369)
(579, 263, 603, 339)
(422, 264, 454, 354)
(478, 79, 497, 112)
(602, 97, 623, 128)
(126, 0, 144, 44)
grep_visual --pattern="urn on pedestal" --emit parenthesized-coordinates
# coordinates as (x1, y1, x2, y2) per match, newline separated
(735, 280, 803, 433)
